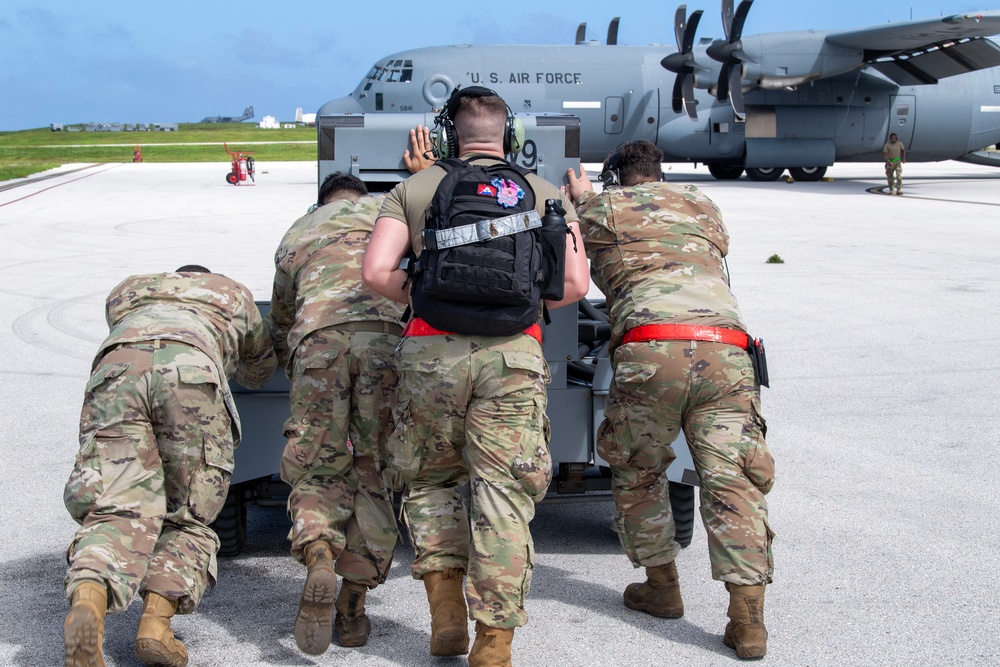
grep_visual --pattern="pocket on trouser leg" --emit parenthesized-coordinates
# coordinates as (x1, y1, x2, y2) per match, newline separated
(64, 429, 162, 522)
(511, 395, 552, 503)
(188, 431, 234, 524)
(740, 395, 774, 495)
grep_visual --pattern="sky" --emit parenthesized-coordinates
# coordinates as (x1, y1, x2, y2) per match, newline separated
(0, 1, 992, 131)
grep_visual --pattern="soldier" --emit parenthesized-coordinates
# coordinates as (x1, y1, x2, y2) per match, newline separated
(362, 86, 590, 667)
(883, 132, 906, 195)
(269, 174, 405, 654)
(63, 266, 276, 667)
(270, 129, 434, 655)
(566, 141, 776, 660)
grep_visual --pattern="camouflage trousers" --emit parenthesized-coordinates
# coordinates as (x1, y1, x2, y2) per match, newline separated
(598, 339, 775, 586)
(886, 161, 903, 191)
(280, 326, 400, 587)
(387, 333, 551, 629)
(64, 341, 234, 614)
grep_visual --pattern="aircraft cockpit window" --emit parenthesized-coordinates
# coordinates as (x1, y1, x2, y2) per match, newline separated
(368, 59, 413, 84)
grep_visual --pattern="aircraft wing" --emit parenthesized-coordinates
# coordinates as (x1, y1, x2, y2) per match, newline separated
(826, 12, 1000, 84)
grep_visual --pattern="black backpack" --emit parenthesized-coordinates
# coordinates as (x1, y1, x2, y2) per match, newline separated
(409, 157, 566, 337)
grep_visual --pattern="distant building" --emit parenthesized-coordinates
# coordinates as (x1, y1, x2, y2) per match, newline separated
(259, 115, 280, 129)
(50, 123, 63, 131)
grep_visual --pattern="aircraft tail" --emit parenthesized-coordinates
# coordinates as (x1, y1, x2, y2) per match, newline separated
(241, 106, 254, 121)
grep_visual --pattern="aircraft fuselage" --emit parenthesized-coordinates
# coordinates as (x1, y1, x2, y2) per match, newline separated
(318, 42, 1000, 167)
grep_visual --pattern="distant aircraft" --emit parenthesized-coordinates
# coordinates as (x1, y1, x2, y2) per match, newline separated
(318, 1, 1000, 181)
(201, 106, 254, 124)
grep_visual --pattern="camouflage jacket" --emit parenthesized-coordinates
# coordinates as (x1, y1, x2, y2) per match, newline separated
(268, 196, 405, 370)
(575, 181, 745, 350)
(98, 272, 277, 443)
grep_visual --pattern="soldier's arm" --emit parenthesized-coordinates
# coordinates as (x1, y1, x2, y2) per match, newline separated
(234, 291, 277, 389)
(362, 216, 412, 304)
(267, 263, 295, 371)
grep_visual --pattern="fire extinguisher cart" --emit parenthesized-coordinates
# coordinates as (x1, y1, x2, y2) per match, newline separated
(224, 143, 255, 186)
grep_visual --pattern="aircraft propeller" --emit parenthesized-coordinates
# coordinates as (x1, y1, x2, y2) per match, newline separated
(660, 5, 704, 119)
(706, 0, 755, 119)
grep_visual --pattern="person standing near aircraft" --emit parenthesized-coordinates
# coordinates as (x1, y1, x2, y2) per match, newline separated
(63, 266, 276, 667)
(269, 131, 435, 655)
(883, 133, 906, 195)
(362, 86, 589, 666)
(565, 141, 775, 660)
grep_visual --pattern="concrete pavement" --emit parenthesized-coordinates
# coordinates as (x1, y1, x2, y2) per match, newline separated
(1, 159, 997, 666)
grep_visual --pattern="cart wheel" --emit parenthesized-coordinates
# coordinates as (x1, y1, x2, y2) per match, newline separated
(226, 171, 239, 185)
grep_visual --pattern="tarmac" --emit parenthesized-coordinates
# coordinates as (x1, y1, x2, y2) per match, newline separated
(1, 159, 998, 666)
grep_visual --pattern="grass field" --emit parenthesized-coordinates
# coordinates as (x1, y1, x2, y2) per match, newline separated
(0, 123, 317, 181)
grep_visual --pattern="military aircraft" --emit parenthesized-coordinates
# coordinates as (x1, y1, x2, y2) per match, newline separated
(317, 1, 1000, 181)
(201, 106, 254, 124)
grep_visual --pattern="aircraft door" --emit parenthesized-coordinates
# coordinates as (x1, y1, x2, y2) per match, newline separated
(889, 95, 915, 148)
(606, 97, 624, 134)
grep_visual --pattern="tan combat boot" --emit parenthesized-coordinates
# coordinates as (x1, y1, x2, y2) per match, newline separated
(422, 568, 469, 656)
(334, 581, 371, 647)
(623, 560, 684, 618)
(65, 580, 108, 667)
(134, 592, 188, 667)
(468, 621, 514, 667)
(723, 583, 768, 660)
(294, 540, 337, 655)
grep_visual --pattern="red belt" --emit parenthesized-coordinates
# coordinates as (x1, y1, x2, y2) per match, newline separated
(403, 318, 542, 344)
(622, 323, 748, 348)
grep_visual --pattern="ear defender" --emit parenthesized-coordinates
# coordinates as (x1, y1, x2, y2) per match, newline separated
(600, 147, 622, 187)
(506, 116, 525, 156)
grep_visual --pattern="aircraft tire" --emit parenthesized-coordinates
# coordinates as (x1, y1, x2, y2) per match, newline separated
(210, 483, 247, 557)
(669, 481, 695, 549)
(708, 163, 744, 180)
(745, 167, 784, 182)
(789, 166, 827, 182)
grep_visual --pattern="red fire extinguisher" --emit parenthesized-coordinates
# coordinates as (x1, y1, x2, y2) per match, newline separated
(238, 157, 248, 182)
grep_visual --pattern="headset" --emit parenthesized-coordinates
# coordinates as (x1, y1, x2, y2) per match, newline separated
(600, 146, 622, 188)
(432, 85, 525, 159)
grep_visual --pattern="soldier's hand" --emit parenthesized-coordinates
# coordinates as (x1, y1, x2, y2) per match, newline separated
(403, 125, 436, 174)
(564, 165, 593, 203)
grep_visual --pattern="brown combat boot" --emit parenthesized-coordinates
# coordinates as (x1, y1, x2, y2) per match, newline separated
(723, 583, 768, 660)
(294, 540, 337, 655)
(422, 568, 469, 656)
(623, 561, 684, 618)
(468, 621, 514, 667)
(65, 581, 107, 667)
(134, 592, 188, 667)
(334, 581, 371, 647)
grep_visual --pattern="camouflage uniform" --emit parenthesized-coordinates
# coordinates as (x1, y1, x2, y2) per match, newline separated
(269, 196, 404, 585)
(378, 157, 577, 629)
(575, 182, 775, 587)
(884, 140, 905, 191)
(64, 272, 276, 614)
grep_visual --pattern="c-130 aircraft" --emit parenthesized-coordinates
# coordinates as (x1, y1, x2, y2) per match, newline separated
(318, 0, 1000, 181)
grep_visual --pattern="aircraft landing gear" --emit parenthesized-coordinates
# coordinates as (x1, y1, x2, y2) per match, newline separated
(788, 166, 827, 182)
(708, 163, 744, 180)
(745, 167, 785, 182)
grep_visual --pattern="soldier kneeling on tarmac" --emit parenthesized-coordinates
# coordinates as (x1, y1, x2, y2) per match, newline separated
(63, 266, 276, 667)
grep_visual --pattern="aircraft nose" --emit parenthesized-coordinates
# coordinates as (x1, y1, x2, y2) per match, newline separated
(317, 95, 365, 115)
